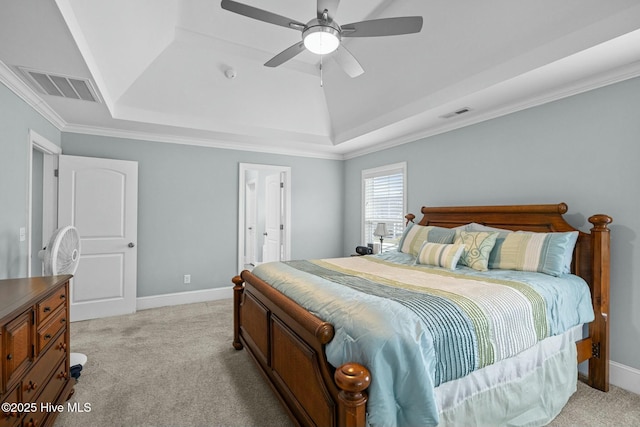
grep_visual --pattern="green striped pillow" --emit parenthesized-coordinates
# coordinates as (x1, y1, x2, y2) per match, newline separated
(416, 242, 465, 270)
(398, 224, 456, 256)
(490, 231, 578, 276)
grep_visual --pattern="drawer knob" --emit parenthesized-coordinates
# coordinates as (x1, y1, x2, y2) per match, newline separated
(57, 371, 69, 380)
(6, 353, 12, 360)
(43, 306, 51, 312)
(57, 342, 67, 351)
(60, 294, 66, 299)
(24, 381, 38, 391)
(61, 318, 67, 323)
(44, 333, 52, 340)
(25, 418, 39, 427)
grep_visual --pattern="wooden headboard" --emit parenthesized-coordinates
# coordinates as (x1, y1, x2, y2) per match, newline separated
(406, 202, 612, 390)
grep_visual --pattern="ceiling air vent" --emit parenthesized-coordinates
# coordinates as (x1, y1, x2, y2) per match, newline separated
(20, 67, 101, 103)
(440, 107, 472, 119)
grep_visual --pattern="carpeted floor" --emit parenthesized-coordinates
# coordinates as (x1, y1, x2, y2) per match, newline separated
(54, 300, 640, 427)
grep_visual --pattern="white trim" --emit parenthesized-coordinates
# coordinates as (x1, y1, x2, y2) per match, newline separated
(4, 58, 640, 162)
(27, 130, 61, 276)
(136, 287, 232, 311)
(0, 61, 66, 130)
(610, 360, 640, 395)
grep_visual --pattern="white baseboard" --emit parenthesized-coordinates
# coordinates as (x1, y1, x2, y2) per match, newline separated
(610, 360, 640, 395)
(136, 287, 232, 311)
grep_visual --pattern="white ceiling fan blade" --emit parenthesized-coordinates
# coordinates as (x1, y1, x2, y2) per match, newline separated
(221, 0, 305, 30)
(265, 42, 306, 67)
(333, 45, 364, 78)
(341, 16, 423, 37)
(317, 0, 340, 20)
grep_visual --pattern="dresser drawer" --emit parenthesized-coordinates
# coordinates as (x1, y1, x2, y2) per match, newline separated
(36, 306, 67, 354)
(36, 287, 67, 326)
(22, 359, 68, 427)
(0, 385, 20, 427)
(22, 333, 66, 403)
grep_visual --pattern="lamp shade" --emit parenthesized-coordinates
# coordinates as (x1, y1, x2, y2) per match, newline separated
(373, 223, 388, 238)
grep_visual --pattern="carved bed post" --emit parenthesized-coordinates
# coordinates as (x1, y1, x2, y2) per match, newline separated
(588, 214, 612, 391)
(232, 274, 245, 350)
(335, 363, 371, 427)
(405, 213, 415, 226)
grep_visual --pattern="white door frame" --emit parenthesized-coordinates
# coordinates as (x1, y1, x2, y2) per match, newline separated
(238, 163, 291, 274)
(245, 178, 257, 266)
(26, 130, 61, 276)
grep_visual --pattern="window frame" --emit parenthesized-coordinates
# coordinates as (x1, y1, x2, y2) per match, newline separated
(361, 162, 407, 250)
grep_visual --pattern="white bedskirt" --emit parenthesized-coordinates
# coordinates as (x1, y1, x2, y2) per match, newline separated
(435, 325, 582, 427)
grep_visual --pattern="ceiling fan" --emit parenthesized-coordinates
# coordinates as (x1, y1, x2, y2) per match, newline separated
(220, 0, 423, 78)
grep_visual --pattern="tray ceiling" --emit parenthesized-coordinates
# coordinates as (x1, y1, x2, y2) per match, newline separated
(1, 0, 640, 159)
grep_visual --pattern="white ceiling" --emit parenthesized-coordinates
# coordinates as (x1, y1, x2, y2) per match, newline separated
(1, 0, 640, 159)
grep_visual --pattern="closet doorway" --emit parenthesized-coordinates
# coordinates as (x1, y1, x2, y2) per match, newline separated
(238, 163, 291, 274)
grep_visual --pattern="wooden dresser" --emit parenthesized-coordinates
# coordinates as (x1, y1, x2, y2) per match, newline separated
(1, 275, 75, 427)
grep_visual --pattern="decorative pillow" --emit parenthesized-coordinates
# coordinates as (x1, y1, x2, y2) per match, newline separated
(489, 231, 579, 276)
(398, 223, 456, 256)
(464, 222, 512, 233)
(415, 242, 465, 270)
(454, 231, 499, 271)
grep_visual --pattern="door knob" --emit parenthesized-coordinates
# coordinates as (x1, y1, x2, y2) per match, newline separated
(128, 242, 135, 248)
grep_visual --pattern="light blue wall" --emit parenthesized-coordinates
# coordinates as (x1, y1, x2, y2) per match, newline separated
(0, 83, 61, 279)
(61, 134, 345, 297)
(2, 74, 638, 372)
(344, 76, 640, 371)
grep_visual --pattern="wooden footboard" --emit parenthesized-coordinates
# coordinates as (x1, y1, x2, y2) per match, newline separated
(232, 272, 370, 427)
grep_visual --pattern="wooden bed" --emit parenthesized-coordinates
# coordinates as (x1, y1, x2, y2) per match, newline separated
(232, 203, 611, 427)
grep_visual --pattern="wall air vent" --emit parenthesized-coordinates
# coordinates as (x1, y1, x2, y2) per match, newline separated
(440, 107, 472, 119)
(19, 67, 101, 103)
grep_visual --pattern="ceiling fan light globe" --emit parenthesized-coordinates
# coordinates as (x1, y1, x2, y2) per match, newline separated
(303, 26, 340, 55)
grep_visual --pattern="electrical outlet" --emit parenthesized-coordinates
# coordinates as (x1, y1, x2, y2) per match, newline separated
(183, 274, 191, 284)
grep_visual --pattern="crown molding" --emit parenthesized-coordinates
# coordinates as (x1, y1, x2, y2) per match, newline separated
(341, 59, 640, 160)
(4, 57, 639, 162)
(61, 124, 345, 160)
(0, 60, 66, 130)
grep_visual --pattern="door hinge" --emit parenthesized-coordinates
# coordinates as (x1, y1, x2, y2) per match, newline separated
(592, 342, 601, 359)
(280, 224, 284, 230)
(280, 182, 284, 188)
(54, 169, 59, 177)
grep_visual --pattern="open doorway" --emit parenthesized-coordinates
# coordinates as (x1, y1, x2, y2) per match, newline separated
(27, 130, 61, 277)
(238, 163, 291, 274)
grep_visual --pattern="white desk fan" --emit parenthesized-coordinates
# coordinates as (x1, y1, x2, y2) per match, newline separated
(39, 226, 87, 369)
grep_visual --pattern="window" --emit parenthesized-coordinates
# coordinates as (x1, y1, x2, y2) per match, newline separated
(362, 162, 406, 250)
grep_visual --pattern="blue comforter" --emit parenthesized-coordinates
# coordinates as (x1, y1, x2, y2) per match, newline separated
(251, 253, 594, 426)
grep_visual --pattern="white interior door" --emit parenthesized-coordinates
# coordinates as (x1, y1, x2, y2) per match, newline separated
(263, 173, 282, 263)
(58, 155, 138, 321)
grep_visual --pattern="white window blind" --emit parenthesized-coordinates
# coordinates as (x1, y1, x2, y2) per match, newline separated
(362, 163, 406, 250)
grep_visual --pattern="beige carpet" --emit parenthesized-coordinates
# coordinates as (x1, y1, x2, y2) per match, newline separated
(54, 300, 640, 427)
